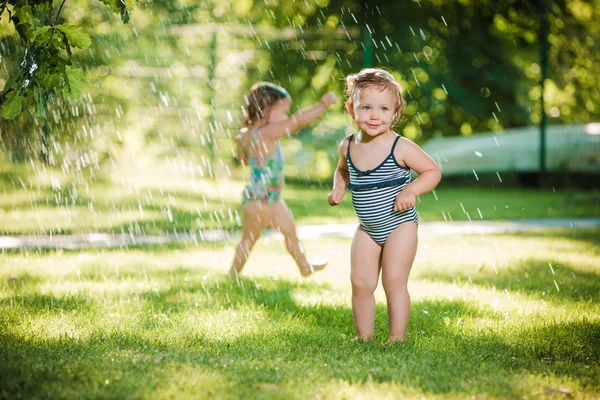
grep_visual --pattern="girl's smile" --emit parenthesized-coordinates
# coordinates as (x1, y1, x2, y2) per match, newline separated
(348, 87, 398, 138)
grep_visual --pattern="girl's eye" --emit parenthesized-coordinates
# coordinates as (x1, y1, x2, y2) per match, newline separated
(362, 106, 370, 110)
(381, 107, 388, 111)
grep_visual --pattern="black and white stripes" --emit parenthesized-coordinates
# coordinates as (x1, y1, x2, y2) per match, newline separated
(346, 134, 418, 245)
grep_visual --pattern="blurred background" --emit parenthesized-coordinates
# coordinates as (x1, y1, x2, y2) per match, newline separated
(1, 0, 599, 236)
(3, 3, 600, 397)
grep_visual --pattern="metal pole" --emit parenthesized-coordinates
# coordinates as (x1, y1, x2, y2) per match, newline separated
(360, 0, 373, 68)
(207, 31, 217, 164)
(363, 26, 373, 68)
(539, 0, 550, 185)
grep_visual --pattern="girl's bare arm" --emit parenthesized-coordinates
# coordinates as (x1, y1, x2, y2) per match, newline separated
(333, 137, 350, 191)
(328, 136, 350, 206)
(398, 138, 442, 196)
(259, 92, 336, 141)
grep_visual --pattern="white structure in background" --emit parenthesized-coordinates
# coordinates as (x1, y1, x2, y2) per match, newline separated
(424, 123, 600, 176)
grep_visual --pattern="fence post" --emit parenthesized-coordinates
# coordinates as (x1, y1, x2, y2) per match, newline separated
(539, 0, 550, 185)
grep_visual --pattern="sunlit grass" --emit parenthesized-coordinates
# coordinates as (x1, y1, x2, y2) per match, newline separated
(1, 157, 599, 235)
(1, 229, 598, 398)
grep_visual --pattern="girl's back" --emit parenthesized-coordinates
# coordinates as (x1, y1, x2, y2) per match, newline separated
(238, 127, 280, 162)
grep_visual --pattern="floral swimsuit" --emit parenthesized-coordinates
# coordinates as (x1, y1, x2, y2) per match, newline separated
(241, 129, 285, 205)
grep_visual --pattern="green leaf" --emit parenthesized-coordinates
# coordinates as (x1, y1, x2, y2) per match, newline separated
(1, 91, 25, 120)
(33, 26, 52, 37)
(34, 87, 46, 119)
(14, 5, 35, 27)
(119, 0, 131, 24)
(98, 0, 131, 23)
(55, 25, 91, 49)
(64, 67, 84, 97)
(1, 70, 20, 93)
(32, 26, 52, 46)
(13, 6, 36, 42)
(56, 30, 73, 58)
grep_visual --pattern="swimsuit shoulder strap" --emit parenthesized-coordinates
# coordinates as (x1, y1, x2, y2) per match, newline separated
(250, 128, 261, 148)
(391, 135, 402, 154)
(390, 134, 402, 155)
(346, 134, 354, 159)
(241, 128, 262, 155)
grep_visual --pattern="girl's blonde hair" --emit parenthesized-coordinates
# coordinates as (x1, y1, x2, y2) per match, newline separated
(344, 68, 406, 127)
(244, 82, 291, 127)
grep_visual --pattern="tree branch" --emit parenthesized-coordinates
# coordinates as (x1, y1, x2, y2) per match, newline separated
(49, 0, 67, 42)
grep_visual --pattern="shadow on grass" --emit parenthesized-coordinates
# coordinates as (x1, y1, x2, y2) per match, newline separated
(0, 194, 240, 234)
(0, 274, 94, 316)
(0, 172, 19, 188)
(507, 228, 600, 250)
(0, 164, 34, 190)
(139, 275, 345, 322)
(2, 273, 45, 288)
(0, 238, 229, 257)
(0, 292, 91, 315)
(2, 273, 598, 398)
(418, 258, 600, 304)
(0, 181, 351, 235)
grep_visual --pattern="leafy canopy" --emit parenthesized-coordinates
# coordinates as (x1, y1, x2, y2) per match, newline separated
(0, 0, 131, 119)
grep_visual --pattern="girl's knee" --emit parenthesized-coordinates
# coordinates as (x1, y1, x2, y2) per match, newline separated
(351, 275, 377, 294)
(239, 238, 257, 253)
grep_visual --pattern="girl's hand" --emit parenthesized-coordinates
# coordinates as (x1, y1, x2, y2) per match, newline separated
(327, 188, 345, 206)
(321, 92, 337, 107)
(394, 190, 416, 211)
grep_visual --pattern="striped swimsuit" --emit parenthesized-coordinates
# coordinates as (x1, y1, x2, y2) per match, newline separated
(347, 134, 418, 246)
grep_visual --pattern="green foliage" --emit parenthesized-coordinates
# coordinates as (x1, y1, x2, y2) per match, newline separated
(0, 0, 131, 120)
(0, 89, 23, 119)
(64, 65, 84, 96)
(98, 0, 131, 23)
(260, 0, 600, 141)
(2, 0, 599, 167)
(56, 24, 92, 50)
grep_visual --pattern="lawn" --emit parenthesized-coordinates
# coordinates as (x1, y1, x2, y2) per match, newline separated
(1, 228, 598, 399)
(1, 160, 599, 235)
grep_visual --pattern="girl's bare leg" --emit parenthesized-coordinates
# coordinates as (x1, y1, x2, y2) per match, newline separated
(350, 227, 382, 340)
(270, 200, 326, 276)
(228, 202, 269, 278)
(381, 221, 418, 342)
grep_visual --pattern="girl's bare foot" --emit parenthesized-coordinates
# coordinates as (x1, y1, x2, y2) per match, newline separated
(300, 260, 328, 277)
(387, 335, 406, 343)
(351, 335, 373, 343)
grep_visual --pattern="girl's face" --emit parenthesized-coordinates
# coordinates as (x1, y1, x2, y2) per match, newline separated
(268, 98, 291, 123)
(347, 87, 397, 137)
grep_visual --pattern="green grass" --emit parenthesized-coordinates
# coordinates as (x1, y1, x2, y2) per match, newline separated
(286, 184, 600, 225)
(1, 229, 599, 399)
(0, 159, 599, 235)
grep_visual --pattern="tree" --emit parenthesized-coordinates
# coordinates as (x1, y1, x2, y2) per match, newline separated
(263, 0, 599, 142)
(0, 0, 132, 120)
